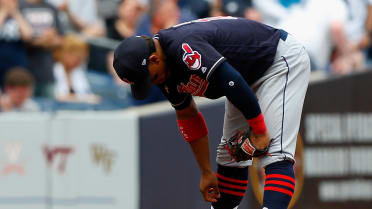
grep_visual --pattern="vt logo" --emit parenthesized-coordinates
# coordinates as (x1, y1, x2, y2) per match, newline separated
(44, 145, 74, 174)
(91, 144, 116, 174)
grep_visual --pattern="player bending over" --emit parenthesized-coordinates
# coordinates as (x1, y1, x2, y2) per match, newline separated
(113, 17, 310, 209)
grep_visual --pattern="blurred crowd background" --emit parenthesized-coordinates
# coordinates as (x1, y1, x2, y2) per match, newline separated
(0, 0, 371, 112)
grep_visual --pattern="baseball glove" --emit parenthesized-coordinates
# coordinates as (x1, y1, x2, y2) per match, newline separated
(225, 129, 269, 162)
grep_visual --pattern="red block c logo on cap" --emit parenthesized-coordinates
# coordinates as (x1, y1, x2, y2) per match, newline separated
(182, 43, 201, 70)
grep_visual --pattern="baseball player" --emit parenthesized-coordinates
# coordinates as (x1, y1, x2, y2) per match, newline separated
(113, 17, 310, 209)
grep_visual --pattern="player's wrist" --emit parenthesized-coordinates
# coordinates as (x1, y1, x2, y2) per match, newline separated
(247, 113, 267, 135)
(201, 169, 213, 175)
(177, 112, 208, 142)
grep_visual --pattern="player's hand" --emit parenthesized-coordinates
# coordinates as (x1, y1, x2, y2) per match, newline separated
(200, 171, 220, 202)
(250, 130, 270, 150)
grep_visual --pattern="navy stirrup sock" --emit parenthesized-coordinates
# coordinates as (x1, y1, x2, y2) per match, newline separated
(263, 160, 295, 209)
(212, 164, 248, 209)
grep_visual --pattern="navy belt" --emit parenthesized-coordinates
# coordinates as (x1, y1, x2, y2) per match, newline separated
(279, 29, 288, 41)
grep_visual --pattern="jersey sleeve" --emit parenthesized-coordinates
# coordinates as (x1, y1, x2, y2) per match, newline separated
(176, 36, 226, 80)
(158, 83, 192, 110)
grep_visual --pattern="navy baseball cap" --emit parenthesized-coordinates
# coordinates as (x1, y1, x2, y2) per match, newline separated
(113, 36, 155, 100)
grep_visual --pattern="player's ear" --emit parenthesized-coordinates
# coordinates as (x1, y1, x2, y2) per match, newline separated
(149, 54, 160, 65)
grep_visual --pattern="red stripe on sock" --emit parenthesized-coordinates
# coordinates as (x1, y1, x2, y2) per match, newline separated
(216, 173, 248, 184)
(265, 174, 295, 184)
(265, 180, 295, 190)
(218, 181, 247, 190)
(264, 186, 293, 197)
(219, 188, 246, 197)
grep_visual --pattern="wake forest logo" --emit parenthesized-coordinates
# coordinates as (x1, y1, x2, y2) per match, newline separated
(182, 43, 201, 70)
(91, 144, 116, 174)
(249, 135, 304, 209)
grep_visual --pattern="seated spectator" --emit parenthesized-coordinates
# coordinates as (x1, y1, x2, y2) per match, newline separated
(136, 0, 196, 36)
(222, 0, 253, 18)
(277, 0, 361, 75)
(253, 0, 301, 27)
(53, 34, 100, 104)
(177, 0, 210, 18)
(331, 0, 372, 74)
(20, 0, 63, 98)
(0, 67, 39, 112)
(47, 0, 105, 39)
(210, 0, 224, 17)
(86, 63, 134, 110)
(107, 0, 146, 41)
(243, 1, 261, 21)
(344, 0, 372, 50)
(330, 22, 365, 75)
(0, 0, 33, 88)
(210, 0, 261, 21)
(96, 0, 129, 37)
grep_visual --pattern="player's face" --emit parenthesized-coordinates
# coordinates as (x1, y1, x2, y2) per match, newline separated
(148, 54, 167, 84)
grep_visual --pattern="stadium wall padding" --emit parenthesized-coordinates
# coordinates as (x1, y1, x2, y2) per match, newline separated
(0, 111, 139, 209)
(1, 70, 372, 209)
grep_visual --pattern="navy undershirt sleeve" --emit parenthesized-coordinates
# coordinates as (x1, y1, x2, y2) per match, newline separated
(208, 61, 262, 119)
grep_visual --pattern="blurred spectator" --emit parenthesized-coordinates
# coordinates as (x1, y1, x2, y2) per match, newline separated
(243, 1, 261, 21)
(210, 0, 224, 17)
(136, 0, 195, 36)
(327, 0, 372, 74)
(96, 0, 122, 37)
(0, 0, 32, 88)
(0, 67, 39, 112)
(253, 0, 301, 26)
(86, 55, 133, 109)
(53, 34, 100, 104)
(178, 0, 210, 18)
(210, 0, 261, 21)
(96, 0, 122, 22)
(277, 0, 362, 74)
(20, 0, 63, 98)
(47, 0, 105, 38)
(344, 0, 372, 50)
(222, 0, 251, 17)
(107, 0, 146, 41)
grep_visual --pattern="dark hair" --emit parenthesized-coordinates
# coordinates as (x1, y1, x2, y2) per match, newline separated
(4, 67, 35, 87)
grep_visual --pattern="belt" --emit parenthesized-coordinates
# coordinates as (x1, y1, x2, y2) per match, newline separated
(279, 29, 288, 41)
